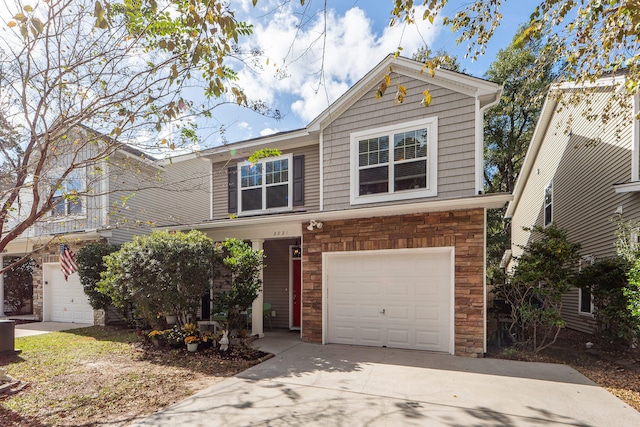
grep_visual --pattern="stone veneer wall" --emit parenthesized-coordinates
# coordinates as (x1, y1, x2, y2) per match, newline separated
(301, 208, 485, 357)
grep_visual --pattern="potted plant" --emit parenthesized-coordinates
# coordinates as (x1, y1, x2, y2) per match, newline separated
(147, 330, 165, 348)
(184, 335, 200, 352)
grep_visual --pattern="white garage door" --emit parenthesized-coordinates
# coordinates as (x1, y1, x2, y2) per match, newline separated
(326, 248, 453, 353)
(44, 264, 94, 324)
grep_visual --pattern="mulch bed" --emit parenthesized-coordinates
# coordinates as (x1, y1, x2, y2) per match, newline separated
(487, 328, 640, 411)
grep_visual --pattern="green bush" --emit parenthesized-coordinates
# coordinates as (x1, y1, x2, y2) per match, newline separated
(496, 225, 580, 352)
(76, 241, 120, 310)
(213, 238, 264, 332)
(98, 230, 220, 327)
(578, 257, 637, 346)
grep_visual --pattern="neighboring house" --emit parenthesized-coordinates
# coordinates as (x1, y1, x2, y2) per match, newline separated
(0, 126, 211, 325)
(165, 55, 510, 357)
(506, 74, 637, 334)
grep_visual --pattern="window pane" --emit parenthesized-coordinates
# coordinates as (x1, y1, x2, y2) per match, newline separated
(241, 188, 262, 211)
(359, 153, 368, 167)
(580, 288, 592, 313)
(359, 140, 368, 153)
(379, 136, 389, 151)
(52, 195, 66, 216)
(369, 139, 379, 152)
(266, 184, 288, 208)
(68, 198, 82, 215)
(369, 152, 378, 165)
(359, 166, 389, 195)
(394, 160, 427, 191)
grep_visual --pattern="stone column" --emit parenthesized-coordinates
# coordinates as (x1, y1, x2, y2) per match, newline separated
(251, 239, 264, 337)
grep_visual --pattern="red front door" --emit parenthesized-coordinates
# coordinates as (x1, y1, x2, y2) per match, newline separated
(292, 258, 301, 328)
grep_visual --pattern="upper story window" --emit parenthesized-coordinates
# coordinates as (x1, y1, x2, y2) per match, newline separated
(238, 154, 293, 214)
(51, 169, 85, 217)
(544, 180, 553, 227)
(350, 118, 438, 205)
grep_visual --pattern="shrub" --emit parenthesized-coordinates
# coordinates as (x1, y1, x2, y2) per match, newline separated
(496, 225, 580, 352)
(76, 241, 120, 310)
(98, 230, 220, 327)
(213, 238, 264, 332)
(578, 257, 638, 347)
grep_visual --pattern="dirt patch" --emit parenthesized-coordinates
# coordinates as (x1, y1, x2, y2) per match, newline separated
(488, 328, 640, 411)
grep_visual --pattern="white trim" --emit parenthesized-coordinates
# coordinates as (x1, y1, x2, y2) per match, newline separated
(322, 247, 456, 355)
(544, 180, 553, 227)
(237, 154, 294, 215)
(307, 55, 501, 133)
(475, 98, 484, 194)
(289, 245, 302, 330)
(162, 193, 512, 233)
(633, 93, 640, 182)
(100, 160, 109, 228)
(483, 208, 487, 353)
(319, 131, 324, 211)
(614, 181, 640, 193)
(349, 117, 438, 205)
(209, 160, 214, 220)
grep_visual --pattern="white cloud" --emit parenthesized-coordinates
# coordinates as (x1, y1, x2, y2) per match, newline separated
(236, 4, 441, 123)
(259, 127, 279, 137)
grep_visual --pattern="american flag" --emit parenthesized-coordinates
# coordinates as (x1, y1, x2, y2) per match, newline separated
(60, 244, 78, 281)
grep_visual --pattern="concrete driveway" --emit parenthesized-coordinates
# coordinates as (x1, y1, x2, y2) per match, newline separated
(13, 321, 91, 337)
(131, 335, 640, 427)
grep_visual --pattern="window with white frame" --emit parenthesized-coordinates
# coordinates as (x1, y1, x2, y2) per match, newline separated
(579, 254, 595, 315)
(544, 180, 553, 226)
(238, 154, 292, 213)
(51, 169, 85, 217)
(350, 118, 437, 205)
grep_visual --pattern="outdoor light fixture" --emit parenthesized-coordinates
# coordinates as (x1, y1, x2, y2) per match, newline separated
(307, 220, 323, 231)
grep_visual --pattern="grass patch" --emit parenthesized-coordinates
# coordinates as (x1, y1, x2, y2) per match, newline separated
(0, 326, 263, 426)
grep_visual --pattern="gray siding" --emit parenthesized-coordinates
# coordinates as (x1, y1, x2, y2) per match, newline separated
(322, 73, 478, 211)
(32, 138, 108, 236)
(211, 144, 320, 220)
(109, 155, 211, 244)
(262, 238, 298, 329)
(511, 87, 635, 333)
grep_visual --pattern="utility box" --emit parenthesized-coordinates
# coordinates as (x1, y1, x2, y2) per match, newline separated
(0, 320, 16, 354)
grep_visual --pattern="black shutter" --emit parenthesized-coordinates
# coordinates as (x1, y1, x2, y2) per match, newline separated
(228, 167, 237, 213)
(293, 155, 304, 207)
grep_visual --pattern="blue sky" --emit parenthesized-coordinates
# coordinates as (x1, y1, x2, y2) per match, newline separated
(182, 1, 536, 150)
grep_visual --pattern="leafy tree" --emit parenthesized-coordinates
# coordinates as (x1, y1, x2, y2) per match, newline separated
(578, 257, 638, 347)
(412, 45, 461, 72)
(496, 225, 581, 352)
(213, 239, 265, 332)
(484, 27, 557, 194)
(483, 27, 558, 288)
(98, 230, 220, 327)
(390, 1, 639, 94)
(2, 256, 34, 314)
(0, 0, 268, 272)
(76, 241, 120, 311)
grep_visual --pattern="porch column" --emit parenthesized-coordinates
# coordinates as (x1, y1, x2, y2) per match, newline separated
(0, 256, 4, 317)
(251, 239, 264, 337)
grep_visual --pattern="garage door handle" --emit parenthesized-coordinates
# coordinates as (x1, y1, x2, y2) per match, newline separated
(380, 309, 385, 314)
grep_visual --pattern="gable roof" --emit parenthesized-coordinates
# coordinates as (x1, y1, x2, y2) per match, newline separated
(307, 54, 501, 132)
(505, 74, 630, 218)
(167, 54, 502, 164)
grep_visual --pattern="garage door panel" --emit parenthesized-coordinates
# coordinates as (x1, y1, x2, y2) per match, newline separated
(44, 264, 94, 325)
(415, 330, 444, 350)
(359, 305, 383, 319)
(327, 249, 452, 353)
